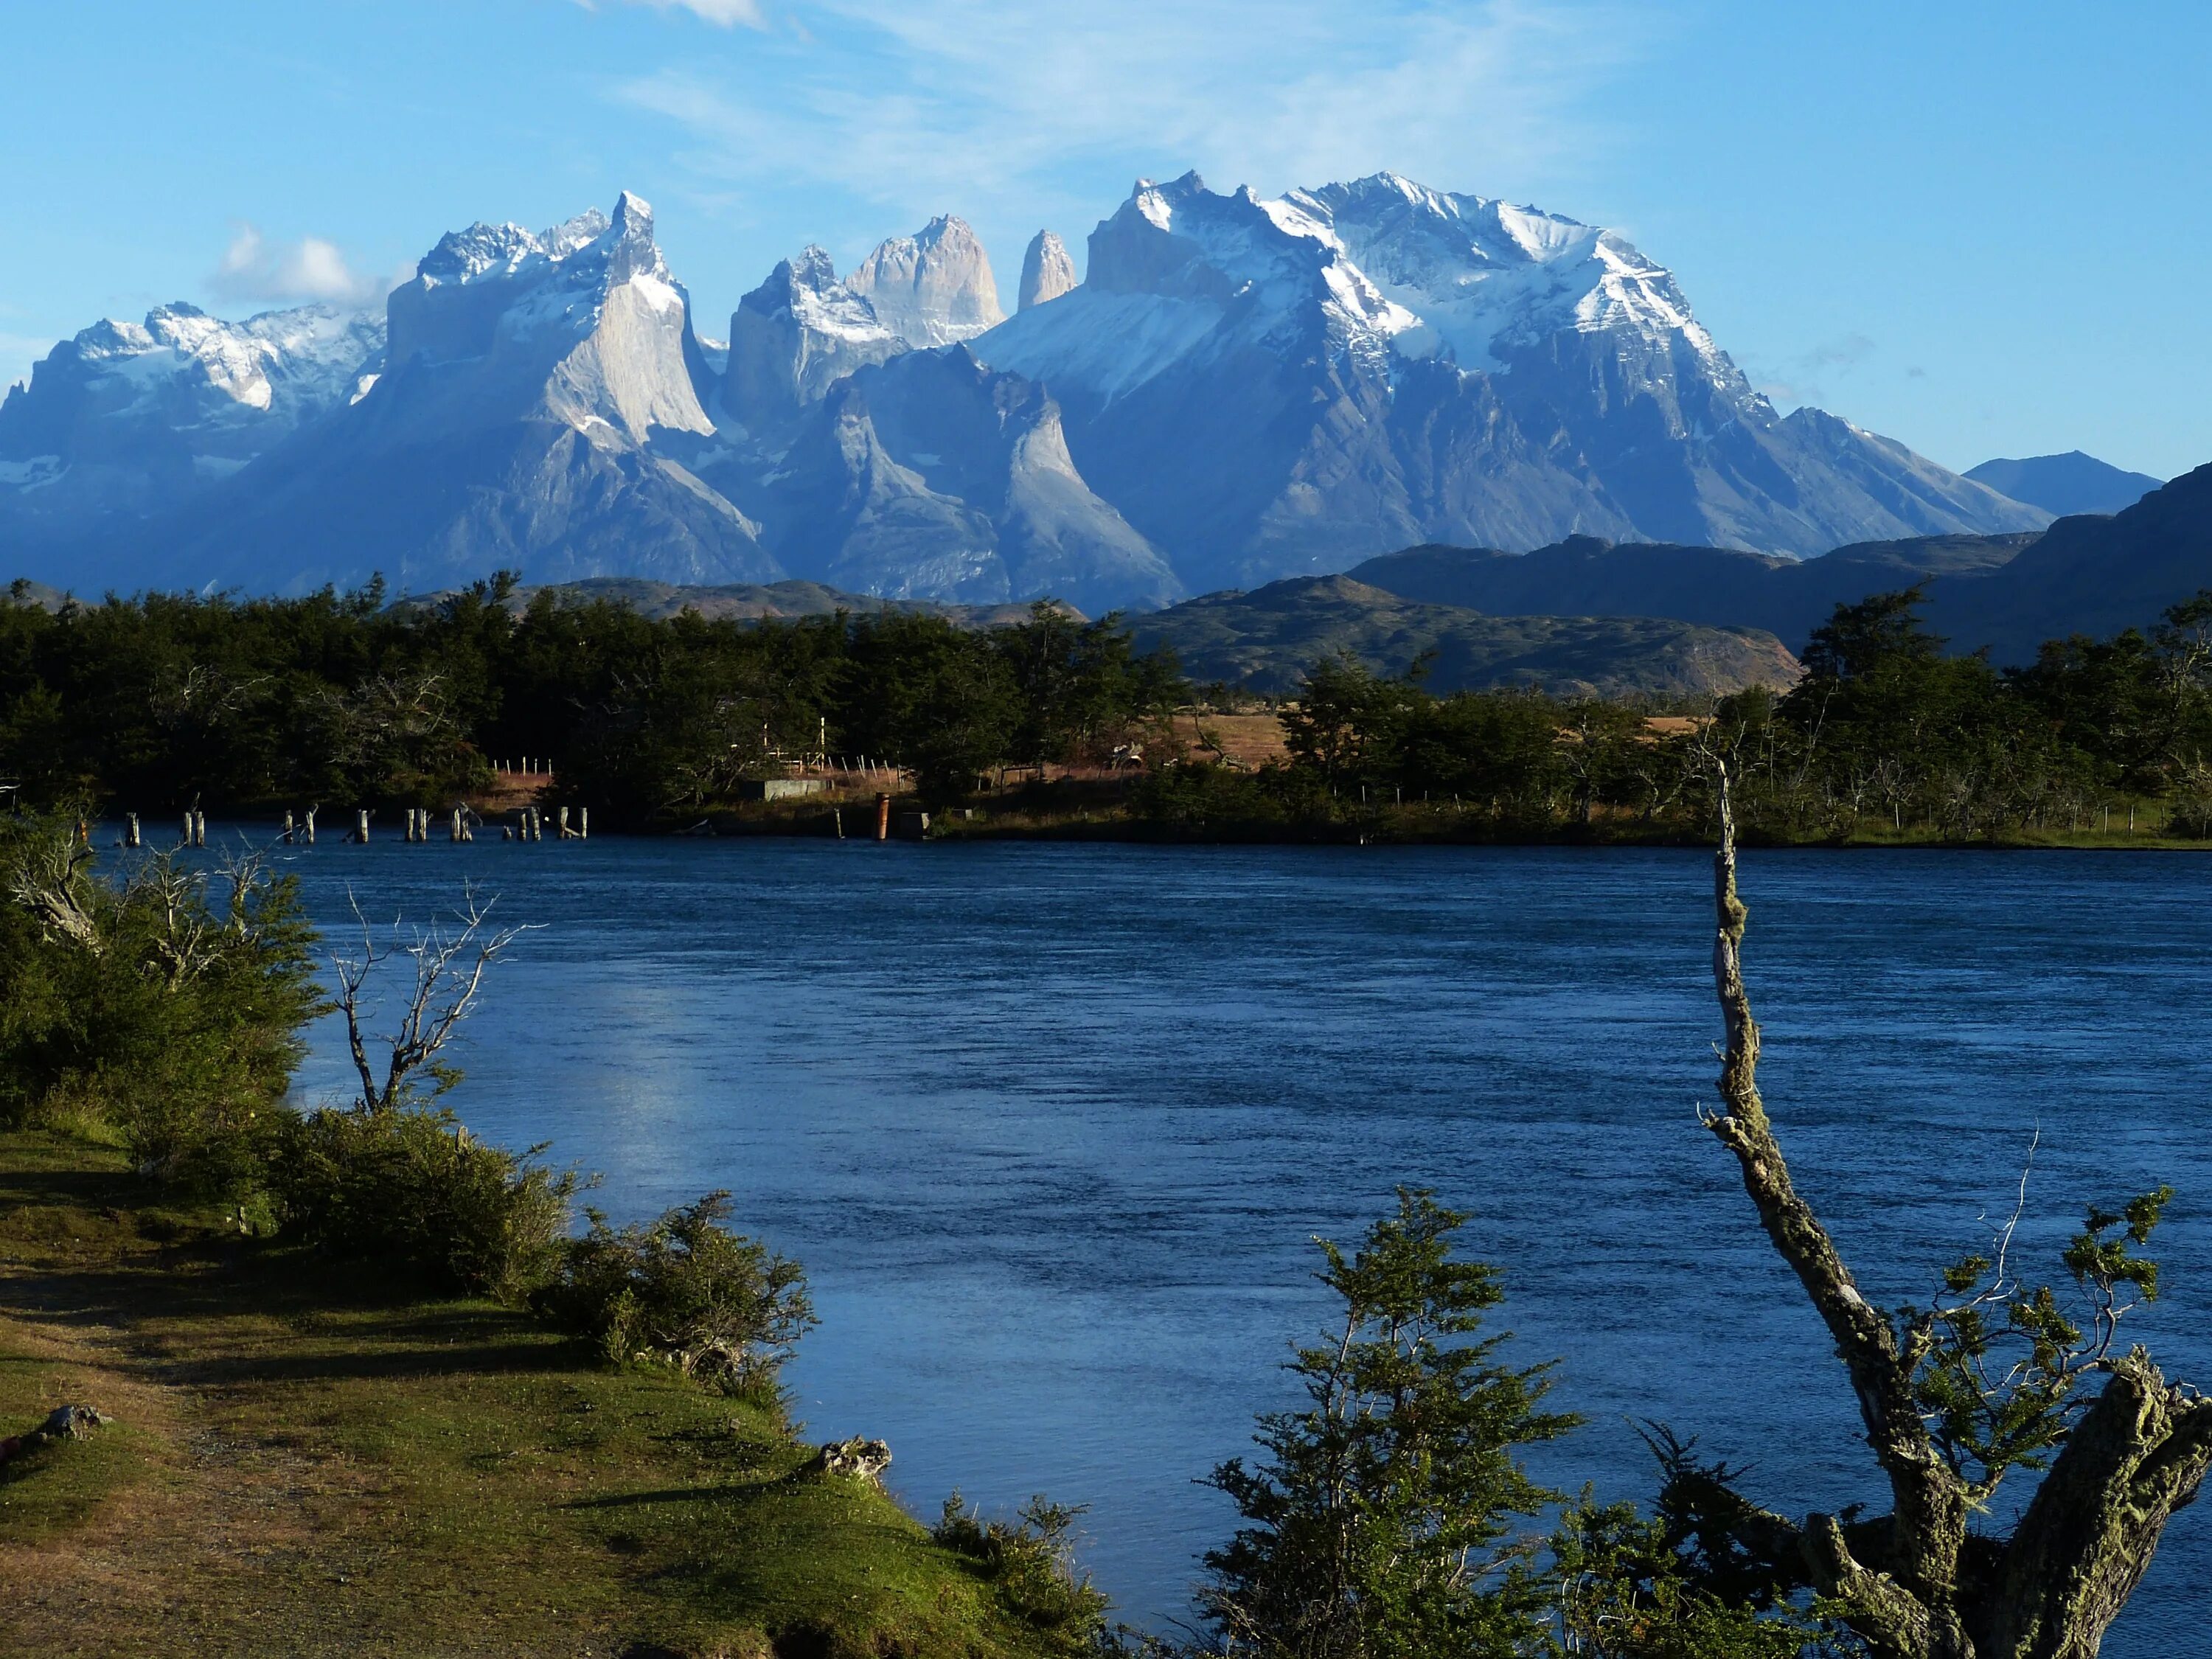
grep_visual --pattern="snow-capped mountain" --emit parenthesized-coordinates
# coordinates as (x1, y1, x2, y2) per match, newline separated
(4, 173, 2053, 613)
(0, 302, 383, 540)
(974, 171, 2046, 588)
(846, 216, 1004, 347)
(723, 245, 906, 431)
(134, 192, 779, 594)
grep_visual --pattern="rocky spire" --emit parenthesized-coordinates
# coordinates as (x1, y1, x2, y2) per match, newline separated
(1017, 231, 1077, 311)
(847, 215, 1004, 346)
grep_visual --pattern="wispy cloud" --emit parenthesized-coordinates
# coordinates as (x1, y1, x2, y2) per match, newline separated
(608, 0, 1646, 233)
(587, 0, 768, 27)
(208, 226, 386, 307)
(1753, 333, 1880, 408)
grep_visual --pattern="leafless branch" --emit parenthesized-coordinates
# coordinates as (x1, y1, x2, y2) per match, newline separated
(328, 882, 539, 1112)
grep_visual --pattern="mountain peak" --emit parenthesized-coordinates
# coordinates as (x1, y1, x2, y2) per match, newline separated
(1964, 451, 2166, 518)
(847, 215, 1004, 347)
(1018, 232, 1077, 311)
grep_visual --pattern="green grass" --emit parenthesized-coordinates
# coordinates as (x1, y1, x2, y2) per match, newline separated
(0, 1130, 1082, 1658)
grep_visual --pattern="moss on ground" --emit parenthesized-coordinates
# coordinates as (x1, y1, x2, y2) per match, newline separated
(0, 1131, 1078, 1659)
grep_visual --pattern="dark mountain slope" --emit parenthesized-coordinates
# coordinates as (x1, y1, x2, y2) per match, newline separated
(1349, 532, 2033, 653)
(1133, 574, 1798, 698)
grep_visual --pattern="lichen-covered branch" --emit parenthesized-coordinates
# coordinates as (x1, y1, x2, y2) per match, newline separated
(1698, 764, 2210, 1658)
(1982, 1351, 2212, 1658)
(1707, 764, 1968, 1641)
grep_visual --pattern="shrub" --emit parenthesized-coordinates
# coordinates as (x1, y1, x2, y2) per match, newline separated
(273, 1105, 576, 1300)
(534, 1192, 814, 1397)
(933, 1494, 1110, 1653)
(0, 820, 322, 1194)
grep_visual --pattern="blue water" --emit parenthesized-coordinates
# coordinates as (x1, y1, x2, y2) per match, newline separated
(258, 835, 2211, 1646)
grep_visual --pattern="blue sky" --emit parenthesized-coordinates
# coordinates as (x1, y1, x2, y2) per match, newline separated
(2, 0, 2205, 478)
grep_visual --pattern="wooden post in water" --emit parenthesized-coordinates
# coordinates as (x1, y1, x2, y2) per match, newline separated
(182, 811, 193, 846)
(355, 809, 371, 844)
(282, 810, 296, 844)
(451, 807, 463, 844)
(833, 807, 844, 840)
(578, 807, 588, 841)
(557, 806, 571, 839)
(874, 793, 891, 841)
(303, 807, 316, 845)
(125, 813, 141, 849)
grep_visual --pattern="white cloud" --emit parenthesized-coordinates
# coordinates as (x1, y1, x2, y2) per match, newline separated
(591, 0, 768, 27)
(1750, 333, 1879, 409)
(611, 0, 1646, 229)
(209, 226, 386, 307)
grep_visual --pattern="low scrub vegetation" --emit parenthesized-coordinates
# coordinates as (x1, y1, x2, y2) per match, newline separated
(533, 1191, 815, 1397)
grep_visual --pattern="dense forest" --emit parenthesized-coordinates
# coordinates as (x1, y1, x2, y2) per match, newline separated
(7, 574, 2212, 841)
(0, 575, 1178, 819)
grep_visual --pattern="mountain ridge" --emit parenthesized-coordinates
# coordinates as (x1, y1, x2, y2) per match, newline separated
(3, 175, 2067, 611)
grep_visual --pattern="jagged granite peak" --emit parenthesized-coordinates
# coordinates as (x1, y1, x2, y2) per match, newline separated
(1018, 231, 1077, 311)
(383, 189, 711, 446)
(725, 244, 905, 431)
(847, 215, 1005, 347)
(109, 192, 777, 596)
(0, 299, 385, 540)
(975, 170, 2046, 585)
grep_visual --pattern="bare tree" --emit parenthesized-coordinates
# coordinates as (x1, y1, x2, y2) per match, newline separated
(330, 884, 535, 1112)
(8, 831, 102, 954)
(1694, 761, 2212, 1658)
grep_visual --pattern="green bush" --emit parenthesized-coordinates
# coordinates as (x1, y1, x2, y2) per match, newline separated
(0, 818, 323, 1194)
(933, 1494, 1110, 1654)
(273, 1105, 577, 1300)
(534, 1192, 814, 1397)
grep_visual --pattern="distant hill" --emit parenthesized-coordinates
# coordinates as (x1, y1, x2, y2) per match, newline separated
(1943, 462, 2212, 662)
(1348, 533, 2031, 656)
(438, 576, 1056, 629)
(1131, 575, 1800, 698)
(1343, 462, 2212, 664)
(1964, 451, 2164, 517)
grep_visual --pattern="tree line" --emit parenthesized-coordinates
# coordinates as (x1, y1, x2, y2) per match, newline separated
(8, 574, 2212, 840)
(0, 574, 1179, 821)
(1164, 584, 2212, 842)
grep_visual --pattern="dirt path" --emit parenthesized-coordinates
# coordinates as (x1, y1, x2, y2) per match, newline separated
(0, 1262, 403, 1658)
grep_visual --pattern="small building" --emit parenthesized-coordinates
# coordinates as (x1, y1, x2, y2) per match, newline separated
(740, 777, 829, 801)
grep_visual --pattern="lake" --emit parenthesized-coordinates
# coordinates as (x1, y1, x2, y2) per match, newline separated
(268, 836, 2212, 1647)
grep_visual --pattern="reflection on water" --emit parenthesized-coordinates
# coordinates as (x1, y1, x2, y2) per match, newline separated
(267, 836, 2212, 1647)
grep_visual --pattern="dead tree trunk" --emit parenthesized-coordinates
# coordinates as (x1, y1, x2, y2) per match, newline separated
(1703, 762, 2212, 1658)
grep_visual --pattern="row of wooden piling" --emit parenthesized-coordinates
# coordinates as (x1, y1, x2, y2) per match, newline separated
(114, 811, 205, 849)
(103, 805, 589, 849)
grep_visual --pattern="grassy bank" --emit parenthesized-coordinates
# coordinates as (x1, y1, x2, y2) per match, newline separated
(0, 1130, 1082, 1659)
